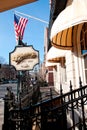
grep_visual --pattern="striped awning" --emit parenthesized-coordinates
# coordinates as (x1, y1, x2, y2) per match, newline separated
(50, 0, 87, 49)
(45, 61, 57, 67)
(0, 0, 37, 12)
(47, 46, 68, 62)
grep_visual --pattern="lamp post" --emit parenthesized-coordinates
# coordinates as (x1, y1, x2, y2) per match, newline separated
(16, 71, 22, 102)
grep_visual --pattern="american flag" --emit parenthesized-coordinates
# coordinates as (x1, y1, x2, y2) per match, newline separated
(14, 14, 28, 44)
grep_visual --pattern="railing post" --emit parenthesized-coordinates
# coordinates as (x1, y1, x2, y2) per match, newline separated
(2, 96, 16, 130)
(60, 84, 67, 130)
(69, 80, 76, 130)
(60, 84, 63, 95)
(2, 98, 9, 130)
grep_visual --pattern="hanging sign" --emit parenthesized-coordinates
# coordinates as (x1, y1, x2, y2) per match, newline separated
(9, 45, 39, 71)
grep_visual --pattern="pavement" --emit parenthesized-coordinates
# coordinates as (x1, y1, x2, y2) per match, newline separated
(0, 83, 17, 99)
(0, 99, 4, 130)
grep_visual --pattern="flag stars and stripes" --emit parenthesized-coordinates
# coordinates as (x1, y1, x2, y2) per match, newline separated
(14, 14, 28, 44)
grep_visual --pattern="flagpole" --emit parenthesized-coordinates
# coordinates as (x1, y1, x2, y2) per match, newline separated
(14, 10, 49, 24)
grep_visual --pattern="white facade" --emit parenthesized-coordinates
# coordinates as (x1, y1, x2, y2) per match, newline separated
(53, 23, 87, 93)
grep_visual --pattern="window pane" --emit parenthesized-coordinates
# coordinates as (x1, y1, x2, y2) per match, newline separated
(85, 70, 87, 83)
(84, 55, 87, 68)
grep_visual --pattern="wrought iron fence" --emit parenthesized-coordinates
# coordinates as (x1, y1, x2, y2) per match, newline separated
(3, 78, 87, 130)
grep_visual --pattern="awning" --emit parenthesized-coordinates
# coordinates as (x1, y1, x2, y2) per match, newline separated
(45, 61, 57, 67)
(50, 0, 87, 49)
(47, 46, 68, 62)
(0, 0, 37, 12)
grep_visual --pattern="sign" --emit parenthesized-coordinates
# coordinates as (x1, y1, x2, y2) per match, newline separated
(9, 45, 39, 71)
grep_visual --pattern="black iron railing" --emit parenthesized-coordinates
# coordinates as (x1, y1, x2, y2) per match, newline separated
(3, 78, 87, 130)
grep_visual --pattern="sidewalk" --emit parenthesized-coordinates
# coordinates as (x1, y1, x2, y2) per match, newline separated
(0, 99, 4, 130)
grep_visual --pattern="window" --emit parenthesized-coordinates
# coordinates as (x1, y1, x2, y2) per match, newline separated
(80, 23, 87, 55)
(83, 55, 87, 83)
(80, 23, 87, 83)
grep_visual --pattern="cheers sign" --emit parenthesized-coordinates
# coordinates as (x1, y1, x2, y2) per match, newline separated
(9, 45, 39, 71)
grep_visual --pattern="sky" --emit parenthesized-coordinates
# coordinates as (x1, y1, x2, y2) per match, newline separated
(0, 0, 50, 64)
